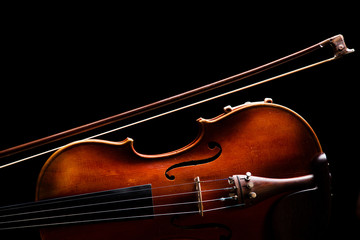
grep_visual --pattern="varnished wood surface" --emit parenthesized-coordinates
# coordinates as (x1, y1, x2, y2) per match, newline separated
(36, 102, 321, 240)
(1, 18, 358, 240)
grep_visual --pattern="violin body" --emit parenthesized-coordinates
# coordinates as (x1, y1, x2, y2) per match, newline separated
(35, 100, 323, 240)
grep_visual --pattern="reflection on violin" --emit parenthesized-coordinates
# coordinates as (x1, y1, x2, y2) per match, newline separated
(1, 100, 330, 239)
(0, 35, 354, 239)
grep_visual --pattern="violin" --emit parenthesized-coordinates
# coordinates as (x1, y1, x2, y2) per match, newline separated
(0, 35, 354, 240)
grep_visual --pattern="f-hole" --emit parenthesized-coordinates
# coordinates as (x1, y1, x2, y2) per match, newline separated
(165, 142, 222, 180)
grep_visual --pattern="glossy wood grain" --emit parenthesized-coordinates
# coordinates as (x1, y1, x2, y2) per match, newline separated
(36, 101, 322, 240)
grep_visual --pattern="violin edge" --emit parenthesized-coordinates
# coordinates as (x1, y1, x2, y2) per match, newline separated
(34, 98, 324, 239)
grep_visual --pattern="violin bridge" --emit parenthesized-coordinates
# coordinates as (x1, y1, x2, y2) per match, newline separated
(194, 176, 204, 216)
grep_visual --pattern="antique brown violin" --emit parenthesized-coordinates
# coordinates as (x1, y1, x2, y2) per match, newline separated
(0, 35, 354, 240)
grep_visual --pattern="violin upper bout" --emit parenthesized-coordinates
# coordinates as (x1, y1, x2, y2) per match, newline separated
(35, 137, 137, 200)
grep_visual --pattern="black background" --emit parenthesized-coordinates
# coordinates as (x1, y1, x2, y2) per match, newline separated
(0, 5, 358, 239)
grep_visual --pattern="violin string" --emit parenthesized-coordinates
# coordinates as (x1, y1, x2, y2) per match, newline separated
(0, 178, 228, 213)
(0, 190, 242, 231)
(0, 203, 245, 231)
(0, 197, 233, 226)
(0, 183, 232, 219)
(0, 186, 233, 220)
(0, 56, 335, 169)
